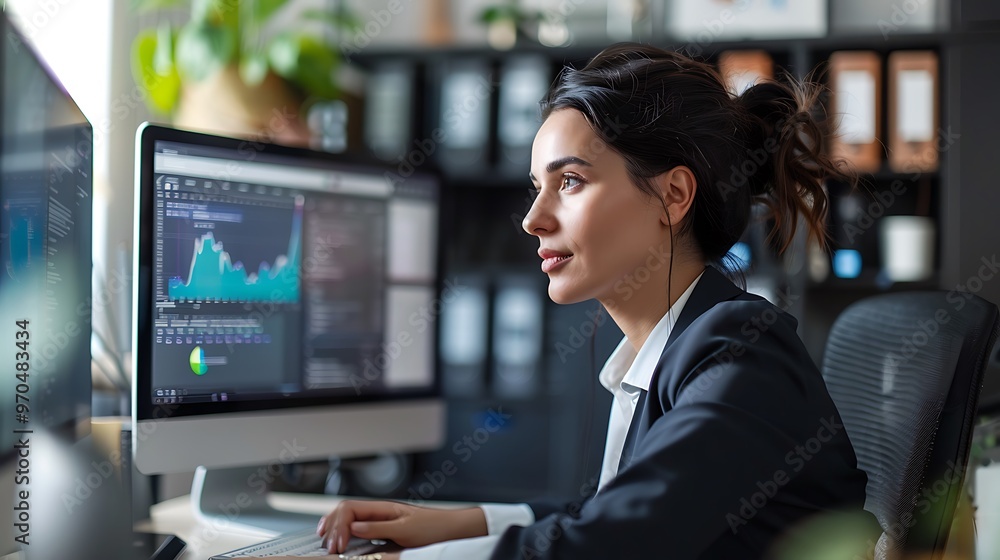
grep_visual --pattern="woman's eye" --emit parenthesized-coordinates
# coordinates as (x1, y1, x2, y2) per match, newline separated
(562, 175, 582, 190)
(528, 186, 540, 200)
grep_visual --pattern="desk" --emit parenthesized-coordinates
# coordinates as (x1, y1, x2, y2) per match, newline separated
(138, 493, 473, 559)
(137, 493, 343, 559)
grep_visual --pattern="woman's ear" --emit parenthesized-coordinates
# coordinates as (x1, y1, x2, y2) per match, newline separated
(654, 165, 697, 226)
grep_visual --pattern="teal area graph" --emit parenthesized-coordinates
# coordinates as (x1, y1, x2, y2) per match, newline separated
(168, 196, 303, 303)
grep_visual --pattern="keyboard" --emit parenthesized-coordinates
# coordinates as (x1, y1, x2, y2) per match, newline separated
(210, 527, 396, 558)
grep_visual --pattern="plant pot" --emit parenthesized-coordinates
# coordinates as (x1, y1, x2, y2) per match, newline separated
(173, 64, 312, 147)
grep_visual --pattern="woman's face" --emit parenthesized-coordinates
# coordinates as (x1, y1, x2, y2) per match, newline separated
(525, 108, 669, 305)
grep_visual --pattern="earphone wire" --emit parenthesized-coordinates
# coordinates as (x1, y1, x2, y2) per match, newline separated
(579, 204, 674, 499)
(667, 208, 674, 333)
(580, 302, 600, 495)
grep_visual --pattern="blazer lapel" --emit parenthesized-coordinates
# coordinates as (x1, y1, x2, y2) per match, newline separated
(662, 266, 745, 353)
(617, 266, 746, 470)
(617, 389, 647, 472)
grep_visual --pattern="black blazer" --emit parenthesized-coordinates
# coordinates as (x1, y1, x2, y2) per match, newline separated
(489, 266, 878, 560)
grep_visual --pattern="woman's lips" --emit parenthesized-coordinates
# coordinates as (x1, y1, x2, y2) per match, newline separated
(541, 254, 573, 273)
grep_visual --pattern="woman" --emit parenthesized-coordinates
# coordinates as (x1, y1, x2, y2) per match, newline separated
(318, 43, 878, 559)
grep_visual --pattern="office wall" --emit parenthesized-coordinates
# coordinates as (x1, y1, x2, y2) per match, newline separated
(942, 0, 1000, 410)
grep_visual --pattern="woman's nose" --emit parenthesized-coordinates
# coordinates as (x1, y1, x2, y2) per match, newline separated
(522, 194, 556, 236)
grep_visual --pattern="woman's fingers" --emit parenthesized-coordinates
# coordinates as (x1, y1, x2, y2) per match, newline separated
(317, 503, 484, 552)
(349, 518, 405, 541)
(318, 500, 411, 553)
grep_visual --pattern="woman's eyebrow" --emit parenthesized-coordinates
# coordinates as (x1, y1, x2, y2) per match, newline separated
(529, 156, 593, 182)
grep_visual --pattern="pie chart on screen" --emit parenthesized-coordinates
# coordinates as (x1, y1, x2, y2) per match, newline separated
(189, 346, 227, 375)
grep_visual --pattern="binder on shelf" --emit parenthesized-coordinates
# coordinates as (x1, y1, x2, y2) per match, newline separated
(880, 215, 936, 282)
(363, 62, 415, 161)
(436, 60, 493, 172)
(888, 50, 939, 173)
(439, 274, 490, 398)
(498, 57, 551, 171)
(829, 51, 883, 173)
(491, 276, 544, 399)
(717, 50, 774, 96)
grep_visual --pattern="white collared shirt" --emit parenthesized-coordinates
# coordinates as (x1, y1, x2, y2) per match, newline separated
(595, 269, 703, 491)
(400, 271, 705, 559)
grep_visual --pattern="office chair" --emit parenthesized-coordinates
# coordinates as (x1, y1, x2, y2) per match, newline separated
(820, 291, 1000, 560)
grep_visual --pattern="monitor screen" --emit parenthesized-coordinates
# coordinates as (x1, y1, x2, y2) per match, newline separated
(0, 12, 93, 555)
(134, 126, 446, 476)
(0, 11, 92, 447)
(136, 128, 441, 422)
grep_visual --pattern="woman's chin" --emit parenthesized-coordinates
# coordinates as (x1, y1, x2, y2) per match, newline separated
(546, 281, 588, 305)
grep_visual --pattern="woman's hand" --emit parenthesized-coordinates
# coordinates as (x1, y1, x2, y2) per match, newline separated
(317, 499, 488, 554)
(329, 554, 401, 560)
(268, 554, 400, 560)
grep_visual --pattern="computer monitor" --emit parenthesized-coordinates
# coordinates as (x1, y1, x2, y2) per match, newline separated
(0, 9, 93, 555)
(133, 124, 445, 532)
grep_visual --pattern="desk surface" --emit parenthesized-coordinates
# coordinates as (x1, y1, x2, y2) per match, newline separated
(137, 493, 340, 559)
(139, 493, 473, 559)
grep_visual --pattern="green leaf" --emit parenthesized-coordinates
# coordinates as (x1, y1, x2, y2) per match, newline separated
(250, 0, 287, 25)
(478, 7, 502, 23)
(239, 51, 268, 87)
(301, 8, 360, 31)
(130, 0, 188, 12)
(190, 0, 215, 23)
(213, 0, 240, 32)
(175, 21, 236, 81)
(130, 28, 181, 114)
(478, 2, 538, 24)
(191, 0, 239, 27)
(288, 35, 338, 100)
(153, 21, 174, 75)
(267, 33, 300, 79)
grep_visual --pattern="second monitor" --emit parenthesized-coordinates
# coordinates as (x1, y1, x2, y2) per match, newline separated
(133, 124, 445, 532)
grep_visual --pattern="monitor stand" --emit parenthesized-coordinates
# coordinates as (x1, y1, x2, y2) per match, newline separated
(191, 466, 320, 534)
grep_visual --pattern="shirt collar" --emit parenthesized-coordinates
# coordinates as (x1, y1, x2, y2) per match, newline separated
(598, 270, 705, 394)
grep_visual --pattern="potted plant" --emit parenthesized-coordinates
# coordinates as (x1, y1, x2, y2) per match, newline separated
(477, 0, 549, 50)
(130, 0, 356, 146)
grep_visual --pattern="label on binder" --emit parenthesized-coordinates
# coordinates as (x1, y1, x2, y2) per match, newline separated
(898, 70, 935, 142)
(837, 70, 876, 144)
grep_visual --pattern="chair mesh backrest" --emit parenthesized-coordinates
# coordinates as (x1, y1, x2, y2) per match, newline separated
(820, 291, 999, 559)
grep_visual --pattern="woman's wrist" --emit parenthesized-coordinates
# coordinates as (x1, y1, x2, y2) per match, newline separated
(448, 507, 488, 540)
